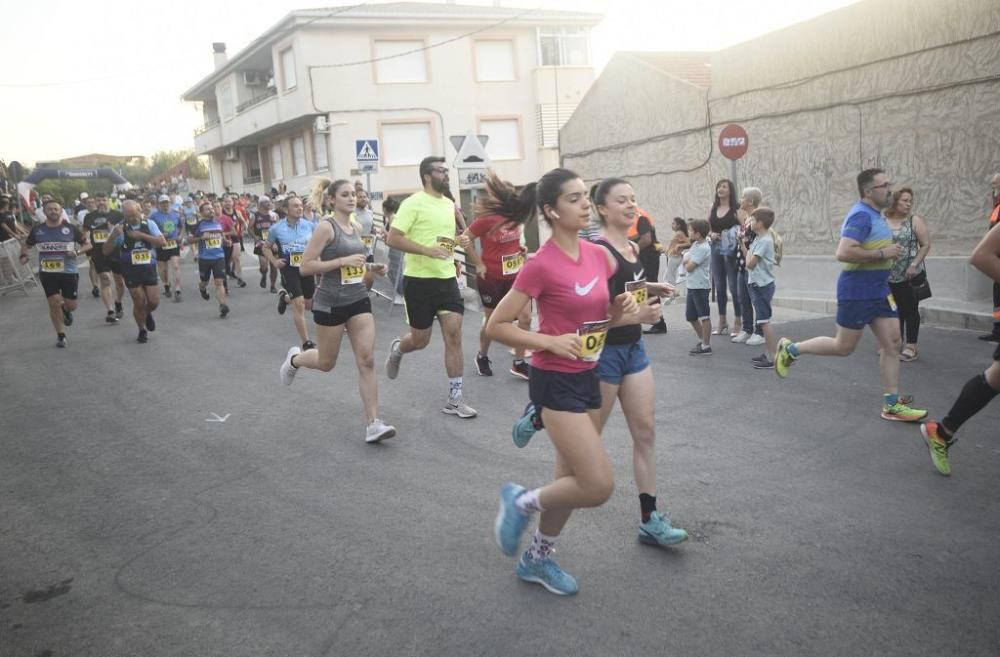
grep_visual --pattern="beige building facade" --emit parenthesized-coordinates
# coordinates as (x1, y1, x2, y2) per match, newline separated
(182, 2, 598, 202)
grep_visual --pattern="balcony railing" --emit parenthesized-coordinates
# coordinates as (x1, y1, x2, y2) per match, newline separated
(194, 117, 220, 136)
(236, 87, 277, 114)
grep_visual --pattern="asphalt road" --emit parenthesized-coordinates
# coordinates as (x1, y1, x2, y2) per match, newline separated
(1, 257, 998, 657)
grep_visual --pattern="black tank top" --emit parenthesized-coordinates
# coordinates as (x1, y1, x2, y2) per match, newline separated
(596, 237, 643, 345)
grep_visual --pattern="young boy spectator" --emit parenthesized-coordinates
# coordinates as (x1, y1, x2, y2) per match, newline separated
(684, 219, 713, 355)
(742, 208, 778, 368)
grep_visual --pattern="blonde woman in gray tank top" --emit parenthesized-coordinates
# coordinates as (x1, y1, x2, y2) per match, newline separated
(278, 178, 395, 444)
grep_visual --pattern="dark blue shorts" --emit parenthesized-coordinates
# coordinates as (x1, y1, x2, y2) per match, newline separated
(596, 340, 650, 385)
(749, 282, 775, 324)
(529, 367, 601, 413)
(836, 296, 898, 330)
(685, 288, 711, 322)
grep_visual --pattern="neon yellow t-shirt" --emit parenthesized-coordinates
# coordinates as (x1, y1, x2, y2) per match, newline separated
(392, 191, 456, 279)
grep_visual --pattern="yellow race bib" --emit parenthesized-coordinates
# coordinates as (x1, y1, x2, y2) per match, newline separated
(289, 251, 304, 267)
(206, 237, 222, 249)
(578, 319, 610, 362)
(340, 264, 366, 285)
(625, 279, 648, 305)
(501, 252, 525, 276)
(91, 230, 109, 244)
(41, 258, 65, 273)
(163, 239, 177, 250)
(131, 251, 152, 265)
(437, 236, 456, 255)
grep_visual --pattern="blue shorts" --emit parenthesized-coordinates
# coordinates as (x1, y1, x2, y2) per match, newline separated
(836, 296, 898, 330)
(596, 340, 650, 385)
(529, 367, 601, 413)
(749, 282, 775, 324)
(685, 288, 711, 322)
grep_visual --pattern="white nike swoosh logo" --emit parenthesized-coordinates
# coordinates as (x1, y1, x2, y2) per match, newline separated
(633, 270, 644, 281)
(575, 276, 599, 296)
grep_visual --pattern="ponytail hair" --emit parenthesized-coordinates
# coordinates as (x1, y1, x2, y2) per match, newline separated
(475, 170, 537, 227)
(311, 177, 352, 213)
(535, 168, 582, 225)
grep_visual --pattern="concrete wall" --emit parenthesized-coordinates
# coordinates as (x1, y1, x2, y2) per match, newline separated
(560, 0, 1000, 257)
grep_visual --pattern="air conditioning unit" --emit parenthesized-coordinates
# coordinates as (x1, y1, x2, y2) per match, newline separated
(313, 116, 330, 133)
(224, 147, 240, 161)
(242, 71, 265, 87)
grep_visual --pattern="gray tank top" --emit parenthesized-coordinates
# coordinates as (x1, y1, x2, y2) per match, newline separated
(312, 217, 369, 311)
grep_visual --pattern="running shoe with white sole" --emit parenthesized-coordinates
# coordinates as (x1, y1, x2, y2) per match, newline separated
(752, 357, 775, 369)
(881, 401, 928, 422)
(385, 338, 403, 379)
(509, 359, 530, 381)
(277, 289, 289, 315)
(775, 338, 796, 378)
(920, 420, 954, 476)
(731, 331, 750, 343)
(443, 397, 478, 418)
(512, 402, 540, 448)
(56, 334, 67, 348)
(494, 482, 530, 556)
(638, 511, 689, 547)
(746, 333, 766, 346)
(475, 352, 493, 376)
(365, 419, 397, 444)
(280, 346, 301, 386)
(516, 554, 578, 596)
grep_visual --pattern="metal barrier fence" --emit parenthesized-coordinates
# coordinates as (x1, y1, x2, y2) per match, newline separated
(0, 238, 36, 296)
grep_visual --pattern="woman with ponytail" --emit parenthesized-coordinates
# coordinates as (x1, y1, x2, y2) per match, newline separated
(457, 171, 535, 380)
(487, 168, 638, 596)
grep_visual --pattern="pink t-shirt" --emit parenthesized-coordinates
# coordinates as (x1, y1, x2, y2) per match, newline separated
(513, 238, 615, 373)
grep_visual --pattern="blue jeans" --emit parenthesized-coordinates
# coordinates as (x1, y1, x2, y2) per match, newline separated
(737, 269, 761, 335)
(710, 242, 741, 321)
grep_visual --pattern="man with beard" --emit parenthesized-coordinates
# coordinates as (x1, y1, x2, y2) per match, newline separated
(251, 195, 279, 292)
(83, 193, 126, 321)
(384, 156, 476, 419)
(104, 200, 166, 343)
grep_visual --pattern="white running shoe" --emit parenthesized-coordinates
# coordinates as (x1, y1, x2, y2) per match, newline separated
(443, 397, 478, 418)
(731, 331, 750, 343)
(365, 419, 397, 443)
(745, 333, 766, 346)
(280, 346, 301, 386)
(385, 338, 403, 379)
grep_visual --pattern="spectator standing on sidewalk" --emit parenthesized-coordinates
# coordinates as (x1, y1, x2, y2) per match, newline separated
(884, 187, 930, 361)
(979, 172, 1000, 342)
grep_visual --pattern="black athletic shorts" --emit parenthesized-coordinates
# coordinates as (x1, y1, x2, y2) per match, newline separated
(477, 276, 514, 309)
(199, 258, 226, 282)
(156, 246, 180, 261)
(40, 272, 79, 299)
(528, 366, 601, 414)
(403, 276, 464, 330)
(280, 266, 315, 300)
(108, 257, 122, 275)
(90, 249, 113, 274)
(122, 265, 158, 289)
(313, 297, 372, 327)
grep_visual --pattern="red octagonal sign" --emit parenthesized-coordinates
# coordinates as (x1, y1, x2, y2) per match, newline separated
(719, 124, 749, 161)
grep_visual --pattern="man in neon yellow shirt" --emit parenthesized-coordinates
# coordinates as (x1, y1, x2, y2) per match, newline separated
(385, 156, 476, 418)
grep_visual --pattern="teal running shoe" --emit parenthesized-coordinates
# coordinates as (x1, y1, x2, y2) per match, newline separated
(512, 402, 540, 448)
(639, 511, 689, 546)
(494, 483, 530, 556)
(516, 554, 578, 596)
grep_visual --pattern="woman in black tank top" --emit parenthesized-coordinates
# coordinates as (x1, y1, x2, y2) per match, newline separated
(591, 178, 690, 547)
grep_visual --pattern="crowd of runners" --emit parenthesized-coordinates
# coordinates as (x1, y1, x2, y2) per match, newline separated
(9, 158, 999, 596)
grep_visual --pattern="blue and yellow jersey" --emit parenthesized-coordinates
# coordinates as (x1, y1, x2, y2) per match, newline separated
(837, 201, 892, 301)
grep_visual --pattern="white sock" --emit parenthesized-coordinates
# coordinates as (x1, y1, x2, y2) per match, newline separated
(514, 488, 544, 514)
(448, 377, 463, 402)
(525, 530, 558, 561)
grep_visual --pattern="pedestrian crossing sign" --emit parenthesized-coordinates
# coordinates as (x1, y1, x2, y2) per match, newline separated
(355, 140, 379, 162)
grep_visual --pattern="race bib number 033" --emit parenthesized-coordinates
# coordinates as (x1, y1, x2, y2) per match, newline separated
(625, 279, 648, 305)
(340, 264, 366, 285)
(500, 252, 525, 276)
(131, 251, 152, 265)
(577, 319, 610, 362)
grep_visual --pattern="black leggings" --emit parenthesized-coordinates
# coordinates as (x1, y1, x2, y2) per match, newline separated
(889, 280, 920, 344)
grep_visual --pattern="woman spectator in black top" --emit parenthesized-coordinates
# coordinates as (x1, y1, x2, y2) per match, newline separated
(708, 179, 741, 335)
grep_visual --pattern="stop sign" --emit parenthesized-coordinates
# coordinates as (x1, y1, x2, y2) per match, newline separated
(719, 124, 749, 161)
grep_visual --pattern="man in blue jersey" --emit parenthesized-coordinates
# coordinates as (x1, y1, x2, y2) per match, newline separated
(264, 196, 316, 350)
(774, 169, 927, 422)
(20, 198, 92, 347)
(104, 200, 166, 344)
(187, 200, 230, 318)
(150, 194, 183, 302)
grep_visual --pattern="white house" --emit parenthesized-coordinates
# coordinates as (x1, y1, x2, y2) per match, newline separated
(181, 2, 600, 203)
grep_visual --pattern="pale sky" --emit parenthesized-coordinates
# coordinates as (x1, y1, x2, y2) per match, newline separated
(1, 0, 861, 166)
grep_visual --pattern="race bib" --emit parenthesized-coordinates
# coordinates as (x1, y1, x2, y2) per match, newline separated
(437, 236, 456, 255)
(887, 293, 897, 312)
(340, 264, 366, 285)
(206, 236, 222, 249)
(40, 258, 65, 273)
(578, 319, 610, 362)
(131, 250, 152, 265)
(261, 229, 269, 241)
(289, 251, 304, 267)
(361, 235, 375, 250)
(163, 239, 177, 250)
(625, 279, 648, 305)
(91, 230, 109, 244)
(500, 252, 525, 276)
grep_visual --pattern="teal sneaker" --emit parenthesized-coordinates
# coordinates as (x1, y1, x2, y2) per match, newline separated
(494, 483, 530, 556)
(638, 511, 689, 546)
(512, 402, 541, 448)
(516, 554, 578, 596)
